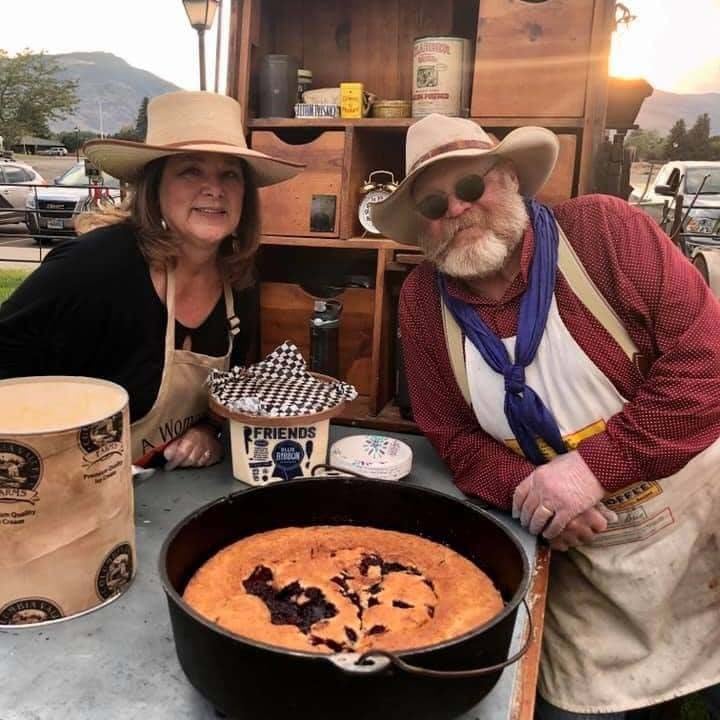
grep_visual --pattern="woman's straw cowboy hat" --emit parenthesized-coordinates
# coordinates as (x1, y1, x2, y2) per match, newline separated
(84, 91, 304, 186)
(371, 114, 559, 246)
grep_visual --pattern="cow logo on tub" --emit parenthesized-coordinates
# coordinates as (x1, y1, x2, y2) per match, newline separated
(79, 411, 123, 455)
(0, 598, 63, 625)
(0, 440, 42, 509)
(96, 543, 133, 600)
(79, 412, 125, 483)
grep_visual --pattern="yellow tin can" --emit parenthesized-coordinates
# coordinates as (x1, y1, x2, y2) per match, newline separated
(340, 82, 364, 119)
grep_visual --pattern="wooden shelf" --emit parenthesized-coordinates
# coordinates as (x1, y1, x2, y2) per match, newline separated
(248, 117, 585, 130)
(250, 118, 414, 130)
(260, 235, 418, 251)
(333, 398, 420, 434)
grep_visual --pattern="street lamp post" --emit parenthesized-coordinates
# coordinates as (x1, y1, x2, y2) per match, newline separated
(182, 0, 220, 91)
(74, 126, 80, 162)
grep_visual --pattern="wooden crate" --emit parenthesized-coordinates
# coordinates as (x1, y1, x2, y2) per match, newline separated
(537, 133, 577, 206)
(471, 0, 595, 118)
(251, 130, 346, 237)
(260, 282, 375, 396)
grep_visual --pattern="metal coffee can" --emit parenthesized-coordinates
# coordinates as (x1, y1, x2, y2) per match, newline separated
(412, 36, 472, 118)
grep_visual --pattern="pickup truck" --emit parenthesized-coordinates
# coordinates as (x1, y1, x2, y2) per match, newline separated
(631, 160, 720, 257)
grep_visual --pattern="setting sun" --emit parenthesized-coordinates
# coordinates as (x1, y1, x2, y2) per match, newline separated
(610, 0, 720, 93)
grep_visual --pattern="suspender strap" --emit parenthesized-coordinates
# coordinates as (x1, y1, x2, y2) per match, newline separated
(441, 297, 472, 406)
(556, 225, 637, 362)
(441, 224, 639, 406)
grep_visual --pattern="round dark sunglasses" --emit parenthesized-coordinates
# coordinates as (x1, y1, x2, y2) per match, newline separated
(415, 174, 486, 221)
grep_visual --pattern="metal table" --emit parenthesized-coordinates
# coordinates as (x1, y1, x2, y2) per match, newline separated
(0, 427, 548, 720)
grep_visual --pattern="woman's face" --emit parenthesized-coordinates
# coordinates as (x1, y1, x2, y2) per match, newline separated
(158, 152, 245, 252)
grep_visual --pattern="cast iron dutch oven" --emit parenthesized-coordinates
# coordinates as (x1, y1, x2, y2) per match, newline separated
(159, 476, 531, 719)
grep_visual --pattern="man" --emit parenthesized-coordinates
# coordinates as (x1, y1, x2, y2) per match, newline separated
(371, 114, 720, 719)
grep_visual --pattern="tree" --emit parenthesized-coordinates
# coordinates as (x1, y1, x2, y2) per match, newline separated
(685, 113, 711, 160)
(0, 49, 78, 146)
(625, 129, 666, 161)
(112, 124, 140, 141)
(135, 97, 148, 141)
(55, 129, 98, 153)
(710, 136, 720, 161)
(664, 119, 688, 160)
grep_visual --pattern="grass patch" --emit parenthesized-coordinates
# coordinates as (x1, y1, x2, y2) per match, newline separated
(0, 268, 30, 304)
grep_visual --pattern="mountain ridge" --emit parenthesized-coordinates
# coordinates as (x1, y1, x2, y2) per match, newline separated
(635, 88, 720, 135)
(48, 51, 179, 135)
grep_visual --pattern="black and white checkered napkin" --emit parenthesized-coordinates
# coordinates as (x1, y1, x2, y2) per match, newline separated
(208, 341, 358, 417)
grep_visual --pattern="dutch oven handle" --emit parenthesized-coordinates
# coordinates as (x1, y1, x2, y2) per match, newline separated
(327, 598, 533, 678)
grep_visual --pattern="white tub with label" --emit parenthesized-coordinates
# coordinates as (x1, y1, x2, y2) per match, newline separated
(210, 374, 346, 486)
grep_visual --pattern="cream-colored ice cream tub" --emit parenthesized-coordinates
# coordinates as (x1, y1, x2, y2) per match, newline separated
(0, 376, 135, 626)
(209, 374, 346, 486)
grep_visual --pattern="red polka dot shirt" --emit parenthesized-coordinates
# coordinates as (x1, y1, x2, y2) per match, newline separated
(399, 194, 720, 510)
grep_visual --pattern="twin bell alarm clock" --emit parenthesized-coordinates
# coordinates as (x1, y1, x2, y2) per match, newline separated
(358, 170, 398, 235)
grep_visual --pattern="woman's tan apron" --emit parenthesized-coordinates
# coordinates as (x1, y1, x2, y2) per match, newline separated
(131, 267, 239, 464)
(442, 227, 720, 713)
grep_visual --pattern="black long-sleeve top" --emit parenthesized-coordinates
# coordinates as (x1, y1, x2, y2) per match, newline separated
(0, 223, 258, 421)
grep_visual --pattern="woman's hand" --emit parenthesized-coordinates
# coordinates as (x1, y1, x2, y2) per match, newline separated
(163, 424, 223, 471)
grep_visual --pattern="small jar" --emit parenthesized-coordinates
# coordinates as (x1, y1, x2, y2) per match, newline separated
(297, 69, 313, 103)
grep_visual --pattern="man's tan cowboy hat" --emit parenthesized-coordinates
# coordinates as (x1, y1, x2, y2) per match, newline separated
(83, 91, 304, 186)
(371, 114, 559, 246)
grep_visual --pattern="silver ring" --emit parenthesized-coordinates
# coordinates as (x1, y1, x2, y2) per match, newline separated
(202, 450, 211, 459)
(539, 504, 555, 515)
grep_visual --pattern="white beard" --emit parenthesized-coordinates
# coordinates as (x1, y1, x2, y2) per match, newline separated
(419, 184, 528, 279)
(436, 231, 512, 278)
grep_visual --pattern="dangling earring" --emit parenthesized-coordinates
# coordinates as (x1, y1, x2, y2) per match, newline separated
(160, 218, 168, 231)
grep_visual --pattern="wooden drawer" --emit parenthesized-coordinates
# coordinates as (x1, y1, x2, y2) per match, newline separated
(251, 130, 346, 237)
(471, 0, 595, 118)
(260, 282, 374, 396)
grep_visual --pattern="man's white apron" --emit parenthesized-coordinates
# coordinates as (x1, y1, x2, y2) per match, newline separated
(442, 227, 720, 713)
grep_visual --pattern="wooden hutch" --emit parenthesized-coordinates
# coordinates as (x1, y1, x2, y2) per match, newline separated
(225, 0, 617, 430)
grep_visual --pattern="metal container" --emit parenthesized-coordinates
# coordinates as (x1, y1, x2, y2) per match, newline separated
(412, 36, 472, 118)
(160, 477, 530, 719)
(0, 376, 135, 626)
(371, 100, 411, 118)
(259, 54, 300, 118)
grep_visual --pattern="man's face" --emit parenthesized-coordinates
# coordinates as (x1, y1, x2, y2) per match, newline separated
(412, 157, 528, 279)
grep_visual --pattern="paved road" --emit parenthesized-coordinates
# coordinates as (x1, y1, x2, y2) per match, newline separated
(0, 155, 80, 266)
(16, 153, 80, 182)
(0, 223, 52, 267)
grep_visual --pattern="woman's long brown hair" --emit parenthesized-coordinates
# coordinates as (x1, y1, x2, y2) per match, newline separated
(75, 156, 260, 289)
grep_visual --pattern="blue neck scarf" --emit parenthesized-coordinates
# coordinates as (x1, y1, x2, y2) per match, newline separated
(437, 199, 565, 465)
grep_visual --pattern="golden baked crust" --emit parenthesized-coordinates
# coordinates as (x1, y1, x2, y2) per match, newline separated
(184, 525, 504, 654)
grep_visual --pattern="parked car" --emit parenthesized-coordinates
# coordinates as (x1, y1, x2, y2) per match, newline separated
(37, 146, 69, 156)
(631, 161, 720, 256)
(0, 160, 46, 225)
(25, 162, 121, 244)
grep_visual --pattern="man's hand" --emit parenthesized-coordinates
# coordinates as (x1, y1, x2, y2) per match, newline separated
(163, 424, 223, 471)
(548, 504, 617, 551)
(512, 450, 606, 539)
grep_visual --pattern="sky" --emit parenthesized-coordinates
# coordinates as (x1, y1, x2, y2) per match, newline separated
(609, 0, 720, 93)
(0, 0, 231, 92)
(0, 0, 719, 95)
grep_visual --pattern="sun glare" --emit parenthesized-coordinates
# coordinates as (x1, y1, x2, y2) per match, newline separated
(610, 0, 720, 93)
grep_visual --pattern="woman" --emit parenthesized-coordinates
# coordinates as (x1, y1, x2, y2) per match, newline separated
(0, 90, 303, 469)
